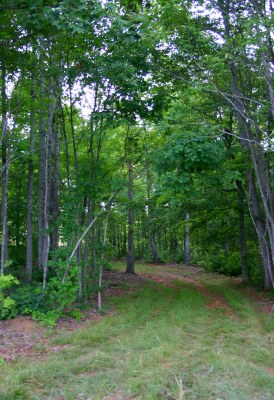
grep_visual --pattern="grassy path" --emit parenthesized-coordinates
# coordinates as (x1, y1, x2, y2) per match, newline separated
(1, 262, 274, 400)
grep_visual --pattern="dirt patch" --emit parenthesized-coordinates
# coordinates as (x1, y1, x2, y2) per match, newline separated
(266, 367, 274, 375)
(142, 274, 179, 287)
(0, 316, 46, 362)
(164, 272, 196, 284)
(142, 273, 195, 288)
(237, 285, 274, 314)
(103, 271, 146, 285)
(103, 271, 146, 296)
(3, 316, 41, 332)
(142, 271, 237, 317)
(207, 298, 228, 309)
(0, 310, 103, 363)
(103, 391, 134, 400)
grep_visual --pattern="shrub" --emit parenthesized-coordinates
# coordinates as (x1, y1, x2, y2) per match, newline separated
(0, 274, 19, 319)
(10, 284, 45, 315)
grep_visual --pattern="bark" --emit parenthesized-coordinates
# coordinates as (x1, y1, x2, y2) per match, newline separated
(123, 230, 127, 257)
(126, 162, 135, 273)
(252, 0, 274, 119)
(246, 170, 273, 290)
(38, 114, 50, 289)
(1, 62, 8, 275)
(236, 181, 248, 283)
(38, 81, 57, 288)
(117, 225, 121, 258)
(60, 102, 70, 185)
(147, 167, 158, 263)
(68, 82, 78, 177)
(218, 0, 274, 289)
(183, 212, 190, 265)
(26, 79, 36, 282)
(49, 122, 60, 256)
(98, 207, 110, 312)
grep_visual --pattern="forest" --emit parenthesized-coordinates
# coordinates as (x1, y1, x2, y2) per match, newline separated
(1, 1, 274, 399)
(0, 0, 274, 331)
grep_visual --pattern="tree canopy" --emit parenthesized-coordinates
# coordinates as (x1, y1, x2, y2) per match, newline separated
(0, 0, 273, 323)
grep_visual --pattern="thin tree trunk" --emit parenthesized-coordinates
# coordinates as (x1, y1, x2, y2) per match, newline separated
(60, 102, 70, 186)
(1, 62, 8, 275)
(38, 110, 51, 289)
(68, 82, 78, 176)
(183, 212, 190, 265)
(49, 123, 60, 256)
(147, 167, 158, 263)
(126, 162, 135, 273)
(38, 116, 47, 271)
(247, 170, 273, 290)
(98, 207, 111, 312)
(236, 181, 248, 283)
(26, 78, 36, 282)
(62, 191, 118, 283)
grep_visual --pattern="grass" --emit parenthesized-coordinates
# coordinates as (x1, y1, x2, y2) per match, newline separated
(0, 262, 274, 399)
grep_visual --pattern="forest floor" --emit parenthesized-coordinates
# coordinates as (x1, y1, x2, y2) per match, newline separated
(1, 262, 274, 400)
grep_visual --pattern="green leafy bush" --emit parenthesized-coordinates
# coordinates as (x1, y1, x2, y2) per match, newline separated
(194, 248, 241, 276)
(32, 310, 61, 328)
(0, 274, 19, 319)
(45, 267, 79, 311)
(10, 284, 45, 315)
(65, 308, 83, 321)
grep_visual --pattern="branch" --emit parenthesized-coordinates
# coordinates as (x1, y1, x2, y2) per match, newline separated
(62, 191, 118, 284)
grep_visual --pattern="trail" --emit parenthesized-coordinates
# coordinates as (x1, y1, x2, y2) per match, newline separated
(0, 262, 273, 363)
(141, 266, 236, 317)
(1, 262, 274, 400)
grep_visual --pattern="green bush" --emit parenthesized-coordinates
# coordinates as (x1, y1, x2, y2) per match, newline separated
(0, 274, 19, 319)
(10, 284, 45, 315)
(194, 248, 241, 276)
(32, 310, 61, 328)
(45, 269, 79, 311)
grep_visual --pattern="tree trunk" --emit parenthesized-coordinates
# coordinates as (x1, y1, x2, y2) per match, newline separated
(38, 112, 50, 289)
(246, 170, 273, 290)
(126, 162, 135, 273)
(49, 122, 60, 256)
(1, 62, 8, 275)
(147, 167, 158, 263)
(183, 212, 190, 265)
(218, 0, 274, 290)
(26, 79, 36, 283)
(236, 181, 248, 283)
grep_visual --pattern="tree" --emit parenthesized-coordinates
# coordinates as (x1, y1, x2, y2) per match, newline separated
(145, 0, 274, 289)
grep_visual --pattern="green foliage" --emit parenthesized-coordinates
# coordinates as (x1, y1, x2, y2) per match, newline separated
(195, 248, 242, 276)
(0, 358, 6, 367)
(101, 259, 113, 271)
(65, 308, 83, 322)
(9, 262, 80, 326)
(32, 310, 61, 328)
(10, 284, 44, 315)
(0, 274, 18, 290)
(45, 264, 79, 311)
(1, 0, 273, 315)
(0, 274, 19, 319)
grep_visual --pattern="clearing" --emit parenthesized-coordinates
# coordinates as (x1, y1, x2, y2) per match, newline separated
(0, 262, 274, 400)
